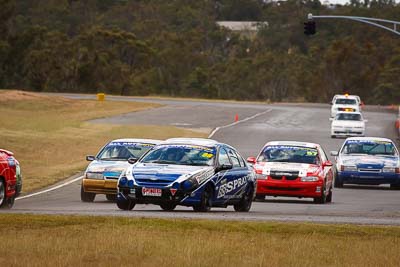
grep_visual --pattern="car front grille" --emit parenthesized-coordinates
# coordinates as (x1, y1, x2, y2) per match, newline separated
(358, 168, 381, 173)
(104, 176, 119, 180)
(334, 131, 363, 134)
(267, 186, 301, 191)
(269, 170, 299, 180)
(135, 178, 172, 186)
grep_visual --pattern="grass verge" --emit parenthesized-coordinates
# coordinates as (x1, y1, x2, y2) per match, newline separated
(0, 214, 399, 266)
(0, 90, 206, 192)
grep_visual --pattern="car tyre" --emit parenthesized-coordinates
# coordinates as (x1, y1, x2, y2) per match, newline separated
(106, 194, 117, 202)
(80, 185, 96, 202)
(0, 180, 14, 209)
(331, 135, 336, 138)
(255, 194, 265, 201)
(314, 183, 327, 204)
(0, 179, 5, 208)
(15, 183, 22, 198)
(4, 196, 15, 209)
(234, 186, 254, 212)
(334, 176, 343, 188)
(326, 187, 333, 203)
(116, 198, 135, 210)
(390, 183, 400, 190)
(160, 203, 177, 211)
(193, 185, 213, 212)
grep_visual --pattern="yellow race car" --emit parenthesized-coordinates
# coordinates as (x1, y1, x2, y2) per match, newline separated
(81, 138, 161, 202)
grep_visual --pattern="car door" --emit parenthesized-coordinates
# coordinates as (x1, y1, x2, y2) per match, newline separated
(223, 147, 249, 201)
(214, 146, 234, 204)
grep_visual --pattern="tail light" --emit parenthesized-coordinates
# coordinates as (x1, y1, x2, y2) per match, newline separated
(396, 168, 400, 174)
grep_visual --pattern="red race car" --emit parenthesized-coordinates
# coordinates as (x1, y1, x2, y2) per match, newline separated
(0, 149, 19, 208)
(247, 141, 334, 204)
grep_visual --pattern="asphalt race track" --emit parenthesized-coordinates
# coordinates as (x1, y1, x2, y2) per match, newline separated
(4, 95, 400, 225)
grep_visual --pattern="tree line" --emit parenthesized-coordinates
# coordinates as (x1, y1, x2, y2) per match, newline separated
(0, 0, 399, 104)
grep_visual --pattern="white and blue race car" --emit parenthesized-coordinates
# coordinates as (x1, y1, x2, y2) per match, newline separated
(331, 137, 400, 189)
(117, 138, 257, 212)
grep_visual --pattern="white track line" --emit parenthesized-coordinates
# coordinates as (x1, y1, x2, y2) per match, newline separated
(16, 175, 83, 201)
(208, 108, 272, 138)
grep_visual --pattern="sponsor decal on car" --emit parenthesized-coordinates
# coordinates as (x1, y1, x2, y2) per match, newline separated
(261, 163, 312, 177)
(217, 175, 249, 198)
(170, 188, 177, 196)
(142, 187, 162, 197)
(109, 142, 155, 147)
(265, 145, 317, 151)
(346, 140, 391, 145)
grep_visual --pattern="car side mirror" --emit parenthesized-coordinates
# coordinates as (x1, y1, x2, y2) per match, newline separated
(247, 157, 256, 164)
(86, 155, 95, 161)
(329, 118, 333, 121)
(216, 163, 233, 172)
(330, 151, 338, 156)
(324, 161, 333, 167)
(364, 119, 368, 122)
(128, 157, 138, 164)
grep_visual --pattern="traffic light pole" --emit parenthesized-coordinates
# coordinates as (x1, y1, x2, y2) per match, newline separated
(308, 13, 400, 36)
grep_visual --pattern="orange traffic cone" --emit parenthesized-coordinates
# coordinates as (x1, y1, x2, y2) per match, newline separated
(235, 114, 239, 122)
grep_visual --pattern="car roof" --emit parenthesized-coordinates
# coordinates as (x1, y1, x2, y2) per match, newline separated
(109, 138, 162, 144)
(164, 138, 219, 147)
(344, 137, 394, 143)
(264, 141, 319, 149)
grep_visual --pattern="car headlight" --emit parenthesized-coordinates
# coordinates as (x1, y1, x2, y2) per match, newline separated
(119, 176, 128, 186)
(340, 165, 357, 171)
(181, 177, 199, 191)
(85, 172, 104, 179)
(301, 176, 319, 182)
(382, 167, 396, 173)
(256, 173, 267, 180)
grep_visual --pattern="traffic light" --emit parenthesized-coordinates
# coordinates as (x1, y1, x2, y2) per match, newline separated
(304, 20, 316, 35)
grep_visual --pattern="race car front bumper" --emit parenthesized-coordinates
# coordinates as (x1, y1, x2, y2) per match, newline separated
(338, 171, 400, 185)
(118, 185, 190, 205)
(82, 178, 118, 195)
(331, 128, 364, 137)
(256, 178, 324, 198)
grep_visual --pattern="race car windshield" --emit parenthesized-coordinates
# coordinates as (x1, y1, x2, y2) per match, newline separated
(335, 98, 357, 105)
(336, 113, 362, 121)
(97, 142, 155, 160)
(140, 145, 215, 166)
(258, 146, 320, 164)
(341, 141, 397, 156)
